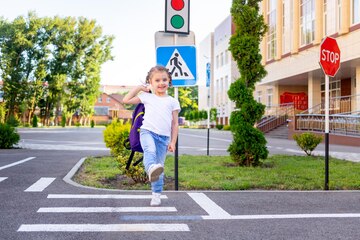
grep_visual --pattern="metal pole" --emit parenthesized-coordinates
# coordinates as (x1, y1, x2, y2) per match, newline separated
(174, 33, 179, 191)
(207, 88, 210, 156)
(325, 75, 329, 190)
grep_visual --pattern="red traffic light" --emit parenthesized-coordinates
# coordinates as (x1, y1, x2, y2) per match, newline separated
(171, 0, 184, 11)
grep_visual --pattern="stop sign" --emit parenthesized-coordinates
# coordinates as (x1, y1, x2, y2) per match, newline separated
(319, 37, 341, 77)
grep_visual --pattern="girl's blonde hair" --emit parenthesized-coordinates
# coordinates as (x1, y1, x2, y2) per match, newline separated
(145, 65, 172, 87)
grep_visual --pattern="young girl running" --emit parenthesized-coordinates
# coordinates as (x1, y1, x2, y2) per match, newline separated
(123, 65, 180, 206)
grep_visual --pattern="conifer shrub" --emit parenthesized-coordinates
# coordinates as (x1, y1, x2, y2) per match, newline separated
(90, 119, 95, 128)
(228, 0, 269, 166)
(32, 115, 38, 128)
(293, 132, 323, 156)
(61, 115, 66, 127)
(0, 123, 20, 149)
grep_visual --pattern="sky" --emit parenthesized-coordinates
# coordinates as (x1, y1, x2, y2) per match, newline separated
(1, 0, 232, 86)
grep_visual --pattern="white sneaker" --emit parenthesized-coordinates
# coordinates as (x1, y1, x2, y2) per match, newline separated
(148, 164, 164, 182)
(150, 192, 161, 206)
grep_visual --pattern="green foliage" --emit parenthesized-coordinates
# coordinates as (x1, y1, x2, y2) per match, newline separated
(223, 125, 231, 131)
(0, 123, 20, 149)
(210, 108, 217, 122)
(103, 120, 131, 157)
(293, 132, 323, 156)
(61, 114, 66, 127)
(117, 154, 147, 183)
(168, 86, 198, 116)
(75, 122, 81, 127)
(0, 103, 6, 124)
(0, 12, 114, 126)
(90, 119, 95, 128)
(216, 124, 224, 130)
(228, 0, 268, 166)
(32, 114, 38, 128)
(103, 120, 147, 183)
(6, 114, 20, 127)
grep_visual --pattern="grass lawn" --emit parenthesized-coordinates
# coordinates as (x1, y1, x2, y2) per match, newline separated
(73, 154, 360, 190)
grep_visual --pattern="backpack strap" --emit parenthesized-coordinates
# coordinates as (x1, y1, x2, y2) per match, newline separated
(133, 156, 143, 166)
(125, 150, 135, 170)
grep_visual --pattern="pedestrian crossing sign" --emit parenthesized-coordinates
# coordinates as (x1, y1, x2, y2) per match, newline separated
(156, 46, 197, 86)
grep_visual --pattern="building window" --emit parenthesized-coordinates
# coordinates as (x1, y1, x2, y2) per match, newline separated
(220, 77, 224, 104)
(224, 76, 228, 104)
(216, 55, 219, 69)
(282, 0, 292, 54)
(220, 52, 224, 67)
(267, 0, 277, 60)
(353, 0, 360, 24)
(300, 0, 315, 46)
(323, 0, 337, 36)
(266, 88, 273, 108)
(98, 97, 102, 103)
(106, 97, 110, 103)
(224, 50, 229, 65)
(337, 0, 342, 31)
(321, 79, 341, 109)
(257, 91, 262, 103)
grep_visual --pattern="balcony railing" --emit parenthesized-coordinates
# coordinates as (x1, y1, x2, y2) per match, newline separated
(257, 103, 294, 133)
(295, 94, 360, 137)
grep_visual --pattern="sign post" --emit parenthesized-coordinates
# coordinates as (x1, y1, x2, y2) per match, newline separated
(319, 36, 341, 190)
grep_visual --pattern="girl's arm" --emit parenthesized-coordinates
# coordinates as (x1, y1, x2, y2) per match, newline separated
(168, 110, 179, 152)
(122, 85, 149, 104)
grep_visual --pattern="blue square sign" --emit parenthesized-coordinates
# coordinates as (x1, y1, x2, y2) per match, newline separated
(156, 46, 197, 87)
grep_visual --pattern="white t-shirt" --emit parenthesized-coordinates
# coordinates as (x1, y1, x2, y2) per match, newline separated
(138, 92, 181, 137)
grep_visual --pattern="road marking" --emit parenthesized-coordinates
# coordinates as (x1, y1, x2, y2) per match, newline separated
(47, 194, 168, 199)
(120, 215, 203, 221)
(0, 177, 8, 182)
(17, 224, 190, 232)
(179, 133, 232, 142)
(25, 178, 56, 192)
(38, 207, 177, 213)
(0, 157, 36, 171)
(188, 193, 231, 218)
(202, 213, 360, 220)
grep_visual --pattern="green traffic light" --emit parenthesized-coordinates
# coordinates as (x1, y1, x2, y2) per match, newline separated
(171, 15, 184, 29)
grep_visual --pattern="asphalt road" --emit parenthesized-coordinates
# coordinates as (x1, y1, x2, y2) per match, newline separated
(1, 128, 360, 239)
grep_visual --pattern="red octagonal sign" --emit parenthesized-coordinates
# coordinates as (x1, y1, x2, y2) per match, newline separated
(319, 37, 341, 77)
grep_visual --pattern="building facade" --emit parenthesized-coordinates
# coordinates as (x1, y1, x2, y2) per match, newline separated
(257, 0, 360, 114)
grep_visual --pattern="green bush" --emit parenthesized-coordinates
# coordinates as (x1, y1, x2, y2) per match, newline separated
(32, 115, 38, 128)
(216, 124, 224, 130)
(117, 154, 147, 183)
(75, 122, 81, 127)
(223, 125, 231, 131)
(0, 103, 6, 124)
(0, 123, 20, 149)
(61, 115, 66, 127)
(103, 120, 131, 156)
(103, 120, 147, 183)
(6, 114, 20, 127)
(90, 119, 95, 128)
(293, 132, 322, 156)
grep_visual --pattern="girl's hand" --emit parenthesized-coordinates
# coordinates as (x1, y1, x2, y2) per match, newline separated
(168, 142, 176, 152)
(140, 85, 151, 93)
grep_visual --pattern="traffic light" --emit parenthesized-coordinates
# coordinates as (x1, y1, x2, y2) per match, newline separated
(165, 0, 190, 34)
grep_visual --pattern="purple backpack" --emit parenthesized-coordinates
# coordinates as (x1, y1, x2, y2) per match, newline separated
(129, 103, 145, 152)
(125, 103, 145, 169)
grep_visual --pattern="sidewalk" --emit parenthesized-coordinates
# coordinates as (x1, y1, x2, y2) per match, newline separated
(266, 137, 360, 162)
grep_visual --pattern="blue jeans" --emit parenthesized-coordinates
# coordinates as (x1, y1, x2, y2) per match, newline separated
(140, 129, 169, 193)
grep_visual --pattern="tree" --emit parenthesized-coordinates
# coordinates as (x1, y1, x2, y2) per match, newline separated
(168, 86, 198, 116)
(228, 0, 268, 166)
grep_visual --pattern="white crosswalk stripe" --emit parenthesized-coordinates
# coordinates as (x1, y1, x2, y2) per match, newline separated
(0, 177, 8, 182)
(25, 178, 56, 192)
(17, 192, 190, 233)
(0, 157, 36, 171)
(37, 207, 177, 213)
(18, 223, 190, 232)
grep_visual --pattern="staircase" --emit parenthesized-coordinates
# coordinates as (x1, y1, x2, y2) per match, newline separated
(265, 123, 289, 139)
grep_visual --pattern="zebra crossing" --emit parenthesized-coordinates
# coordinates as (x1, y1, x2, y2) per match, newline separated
(0, 176, 191, 232)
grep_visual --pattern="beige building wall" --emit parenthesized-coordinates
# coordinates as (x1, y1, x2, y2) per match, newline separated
(256, 0, 360, 114)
